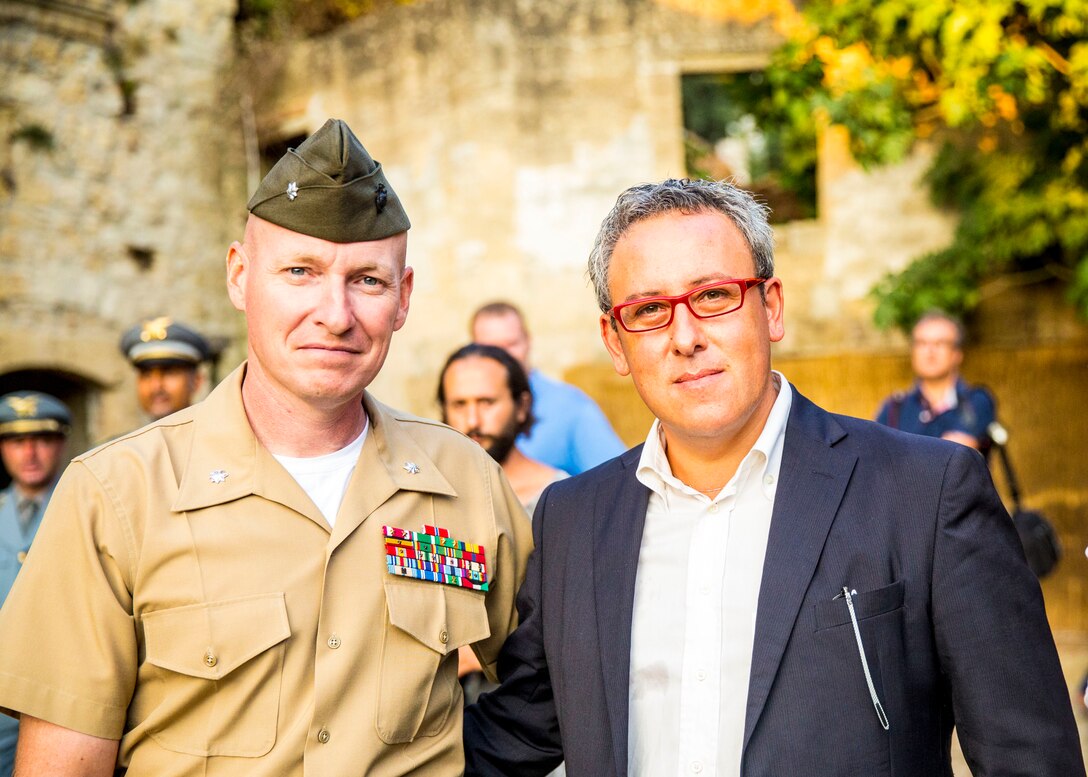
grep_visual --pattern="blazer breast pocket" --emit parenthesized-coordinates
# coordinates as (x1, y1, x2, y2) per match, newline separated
(813, 580, 905, 632)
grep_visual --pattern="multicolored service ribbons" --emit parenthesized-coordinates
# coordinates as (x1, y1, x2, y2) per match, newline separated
(383, 524, 489, 591)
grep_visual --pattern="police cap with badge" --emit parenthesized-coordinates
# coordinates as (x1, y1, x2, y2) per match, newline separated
(120, 317, 210, 370)
(247, 118, 410, 242)
(0, 392, 71, 439)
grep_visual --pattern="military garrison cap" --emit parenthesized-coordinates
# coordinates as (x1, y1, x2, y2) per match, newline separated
(120, 317, 210, 368)
(0, 391, 71, 438)
(247, 118, 410, 243)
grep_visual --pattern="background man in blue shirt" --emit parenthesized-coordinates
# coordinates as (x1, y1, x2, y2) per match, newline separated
(876, 310, 995, 452)
(471, 302, 626, 474)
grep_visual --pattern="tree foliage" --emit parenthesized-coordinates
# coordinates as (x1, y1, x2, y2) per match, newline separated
(761, 0, 1088, 332)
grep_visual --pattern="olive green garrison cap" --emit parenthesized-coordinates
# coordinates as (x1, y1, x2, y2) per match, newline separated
(247, 118, 410, 243)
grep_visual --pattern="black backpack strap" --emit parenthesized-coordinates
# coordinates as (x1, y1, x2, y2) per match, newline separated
(885, 392, 906, 430)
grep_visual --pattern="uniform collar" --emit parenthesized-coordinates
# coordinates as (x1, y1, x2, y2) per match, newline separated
(174, 364, 456, 521)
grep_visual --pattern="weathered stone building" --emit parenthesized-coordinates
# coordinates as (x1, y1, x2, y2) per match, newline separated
(0, 0, 244, 454)
(3, 0, 1087, 633)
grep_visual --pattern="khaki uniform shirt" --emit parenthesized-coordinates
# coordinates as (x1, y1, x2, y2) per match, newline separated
(0, 365, 532, 776)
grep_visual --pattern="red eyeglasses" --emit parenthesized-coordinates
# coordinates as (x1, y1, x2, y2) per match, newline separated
(609, 278, 767, 333)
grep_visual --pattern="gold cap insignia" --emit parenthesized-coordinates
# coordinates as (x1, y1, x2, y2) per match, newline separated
(140, 316, 172, 343)
(6, 395, 39, 418)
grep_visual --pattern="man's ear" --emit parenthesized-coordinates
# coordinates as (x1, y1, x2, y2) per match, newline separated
(225, 242, 248, 313)
(393, 265, 413, 331)
(515, 389, 532, 424)
(763, 277, 785, 344)
(600, 314, 631, 377)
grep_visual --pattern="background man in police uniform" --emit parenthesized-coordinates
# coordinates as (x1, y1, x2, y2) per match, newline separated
(0, 119, 531, 776)
(120, 317, 212, 421)
(0, 391, 70, 777)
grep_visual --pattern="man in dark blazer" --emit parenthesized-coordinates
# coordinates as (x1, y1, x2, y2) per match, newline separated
(463, 178, 1084, 777)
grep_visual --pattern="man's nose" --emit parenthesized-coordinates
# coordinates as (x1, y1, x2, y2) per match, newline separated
(670, 301, 707, 354)
(314, 281, 354, 335)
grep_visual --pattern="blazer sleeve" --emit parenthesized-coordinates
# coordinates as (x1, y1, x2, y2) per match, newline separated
(463, 484, 565, 777)
(932, 445, 1084, 775)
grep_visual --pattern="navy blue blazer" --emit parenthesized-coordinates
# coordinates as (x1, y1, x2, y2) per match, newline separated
(464, 389, 1084, 777)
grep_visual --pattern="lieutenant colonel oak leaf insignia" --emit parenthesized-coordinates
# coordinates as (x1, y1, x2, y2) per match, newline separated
(382, 524, 488, 591)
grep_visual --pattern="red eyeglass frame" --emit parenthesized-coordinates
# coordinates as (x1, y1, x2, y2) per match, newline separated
(609, 278, 767, 333)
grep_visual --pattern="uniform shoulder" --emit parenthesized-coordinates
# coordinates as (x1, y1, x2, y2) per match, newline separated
(367, 395, 493, 458)
(73, 404, 198, 465)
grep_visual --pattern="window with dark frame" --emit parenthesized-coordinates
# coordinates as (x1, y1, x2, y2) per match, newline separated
(681, 72, 816, 223)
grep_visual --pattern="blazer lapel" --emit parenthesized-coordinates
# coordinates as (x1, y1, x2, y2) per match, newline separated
(593, 446, 650, 777)
(743, 391, 857, 751)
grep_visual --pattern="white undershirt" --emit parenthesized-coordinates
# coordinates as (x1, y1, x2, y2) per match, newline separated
(272, 421, 368, 528)
(628, 374, 792, 777)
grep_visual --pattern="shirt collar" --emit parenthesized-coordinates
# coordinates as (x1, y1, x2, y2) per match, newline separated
(173, 363, 456, 514)
(636, 371, 793, 502)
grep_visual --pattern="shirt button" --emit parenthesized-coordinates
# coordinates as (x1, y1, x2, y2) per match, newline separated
(16, 551, 27, 564)
(317, 728, 331, 744)
(764, 473, 776, 485)
(691, 761, 704, 773)
(439, 628, 449, 645)
(709, 505, 719, 514)
(327, 635, 341, 649)
(696, 669, 707, 682)
(203, 650, 218, 668)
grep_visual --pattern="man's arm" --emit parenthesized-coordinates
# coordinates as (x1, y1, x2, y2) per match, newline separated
(14, 716, 118, 777)
(464, 486, 563, 777)
(932, 446, 1085, 775)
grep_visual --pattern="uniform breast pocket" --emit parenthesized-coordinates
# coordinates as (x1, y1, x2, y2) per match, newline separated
(142, 592, 290, 757)
(376, 578, 490, 744)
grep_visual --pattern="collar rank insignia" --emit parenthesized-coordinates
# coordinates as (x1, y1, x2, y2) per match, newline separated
(382, 524, 488, 591)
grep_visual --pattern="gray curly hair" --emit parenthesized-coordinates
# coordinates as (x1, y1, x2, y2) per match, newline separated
(586, 178, 775, 313)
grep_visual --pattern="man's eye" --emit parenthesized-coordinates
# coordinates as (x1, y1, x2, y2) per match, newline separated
(634, 302, 665, 318)
(361, 276, 381, 286)
(288, 267, 307, 277)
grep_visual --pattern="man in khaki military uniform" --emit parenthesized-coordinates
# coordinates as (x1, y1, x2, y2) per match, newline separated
(0, 119, 532, 776)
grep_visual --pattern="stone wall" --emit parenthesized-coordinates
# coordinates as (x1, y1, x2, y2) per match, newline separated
(0, 0, 245, 448)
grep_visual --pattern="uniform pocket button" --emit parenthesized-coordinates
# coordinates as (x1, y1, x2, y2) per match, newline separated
(439, 628, 449, 645)
(317, 728, 331, 744)
(203, 650, 218, 668)
(327, 635, 341, 649)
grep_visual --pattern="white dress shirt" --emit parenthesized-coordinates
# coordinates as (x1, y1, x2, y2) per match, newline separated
(628, 374, 792, 777)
